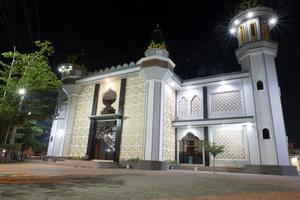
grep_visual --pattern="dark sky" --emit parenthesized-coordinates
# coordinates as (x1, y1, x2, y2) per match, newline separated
(0, 0, 300, 146)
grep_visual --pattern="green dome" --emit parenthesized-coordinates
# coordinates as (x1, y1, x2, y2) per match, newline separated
(235, 0, 264, 13)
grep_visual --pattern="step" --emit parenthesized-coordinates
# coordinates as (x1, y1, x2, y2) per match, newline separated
(52, 160, 124, 169)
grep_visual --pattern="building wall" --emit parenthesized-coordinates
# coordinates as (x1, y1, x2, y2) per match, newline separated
(120, 76, 146, 160)
(210, 124, 249, 166)
(162, 84, 176, 161)
(208, 80, 246, 119)
(69, 85, 95, 157)
(176, 87, 203, 120)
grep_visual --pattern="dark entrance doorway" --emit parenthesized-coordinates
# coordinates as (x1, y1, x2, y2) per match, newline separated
(179, 133, 204, 164)
(93, 120, 117, 160)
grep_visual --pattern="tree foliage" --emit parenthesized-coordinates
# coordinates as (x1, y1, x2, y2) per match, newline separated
(203, 141, 225, 175)
(0, 41, 62, 151)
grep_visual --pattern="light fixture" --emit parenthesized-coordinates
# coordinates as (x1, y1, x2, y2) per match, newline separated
(169, 82, 176, 88)
(247, 11, 254, 18)
(234, 19, 240, 26)
(57, 129, 64, 137)
(269, 17, 278, 25)
(229, 28, 236, 35)
(28, 112, 31, 115)
(220, 81, 227, 85)
(18, 88, 26, 96)
(58, 64, 72, 73)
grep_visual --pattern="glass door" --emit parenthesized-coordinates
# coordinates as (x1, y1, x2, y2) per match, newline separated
(93, 120, 117, 160)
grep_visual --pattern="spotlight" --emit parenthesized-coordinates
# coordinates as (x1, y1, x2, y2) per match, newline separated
(247, 11, 254, 18)
(234, 19, 240, 26)
(269, 17, 278, 25)
(229, 28, 236, 35)
(18, 88, 26, 96)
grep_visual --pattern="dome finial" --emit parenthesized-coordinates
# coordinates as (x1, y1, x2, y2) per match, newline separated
(147, 24, 166, 50)
(235, 0, 264, 13)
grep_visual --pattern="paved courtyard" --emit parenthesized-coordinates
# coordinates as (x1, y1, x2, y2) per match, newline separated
(0, 162, 300, 200)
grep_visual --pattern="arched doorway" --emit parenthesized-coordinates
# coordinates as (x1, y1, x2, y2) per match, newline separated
(179, 133, 204, 164)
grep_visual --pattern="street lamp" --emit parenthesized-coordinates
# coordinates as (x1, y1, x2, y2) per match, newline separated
(18, 88, 26, 97)
(18, 88, 26, 112)
(3, 88, 27, 145)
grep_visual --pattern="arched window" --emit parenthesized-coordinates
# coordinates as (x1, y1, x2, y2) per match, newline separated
(178, 96, 189, 116)
(262, 129, 270, 139)
(257, 81, 264, 90)
(191, 95, 201, 115)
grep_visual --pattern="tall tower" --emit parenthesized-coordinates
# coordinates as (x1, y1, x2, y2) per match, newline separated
(229, 4, 290, 166)
(137, 25, 175, 161)
(47, 63, 86, 157)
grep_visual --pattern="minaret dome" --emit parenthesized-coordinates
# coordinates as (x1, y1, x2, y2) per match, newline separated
(229, 6, 278, 47)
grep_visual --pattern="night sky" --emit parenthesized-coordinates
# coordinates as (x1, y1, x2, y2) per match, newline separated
(0, 0, 299, 146)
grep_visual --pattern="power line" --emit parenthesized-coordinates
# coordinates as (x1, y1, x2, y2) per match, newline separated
(34, 0, 41, 40)
(0, 1, 14, 47)
(22, 0, 34, 48)
(4, 0, 20, 47)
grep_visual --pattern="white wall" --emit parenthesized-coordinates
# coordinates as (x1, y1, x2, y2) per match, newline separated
(207, 80, 246, 119)
(47, 104, 67, 156)
(176, 87, 203, 120)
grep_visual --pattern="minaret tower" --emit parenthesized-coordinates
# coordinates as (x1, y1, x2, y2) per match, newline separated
(137, 25, 175, 161)
(229, 2, 290, 166)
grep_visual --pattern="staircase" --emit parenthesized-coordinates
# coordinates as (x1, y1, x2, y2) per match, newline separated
(52, 159, 124, 169)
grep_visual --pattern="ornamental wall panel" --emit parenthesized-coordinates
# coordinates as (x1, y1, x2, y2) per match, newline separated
(210, 90, 242, 113)
(178, 96, 189, 116)
(163, 84, 176, 161)
(191, 95, 202, 115)
(120, 76, 146, 160)
(176, 88, 203, 120)
(69, 85, 95, 157)
(212, 126, 246, 160)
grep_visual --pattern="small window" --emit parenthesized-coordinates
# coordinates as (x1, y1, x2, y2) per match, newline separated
(257, 81, 264, 90)
(262, 129, 270, 139)
(239, 26, 245, 44)
(250, 22, 257, 41)
(50, 136, 53, 142)
(262, 23, 270, 40)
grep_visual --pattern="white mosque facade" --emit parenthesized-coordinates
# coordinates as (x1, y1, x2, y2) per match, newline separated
(47, 6, 296, 174)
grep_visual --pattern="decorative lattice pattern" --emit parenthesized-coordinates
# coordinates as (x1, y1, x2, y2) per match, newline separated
(191, 95, 202, 115)
(69, 85, 95, 157)
(163, 85, 176, 161)
(213, 127, 246, 160)
(210, 90, 242, 113)
(178, 96, 189, 116)
(120, 76, 146, 160)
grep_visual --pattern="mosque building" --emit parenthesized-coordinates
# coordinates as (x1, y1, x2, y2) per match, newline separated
(47, 3, 297, 175)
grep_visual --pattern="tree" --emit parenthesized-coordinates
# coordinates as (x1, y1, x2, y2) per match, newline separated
(203, 141, 225, 175)
(0, 41, 62, 160)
